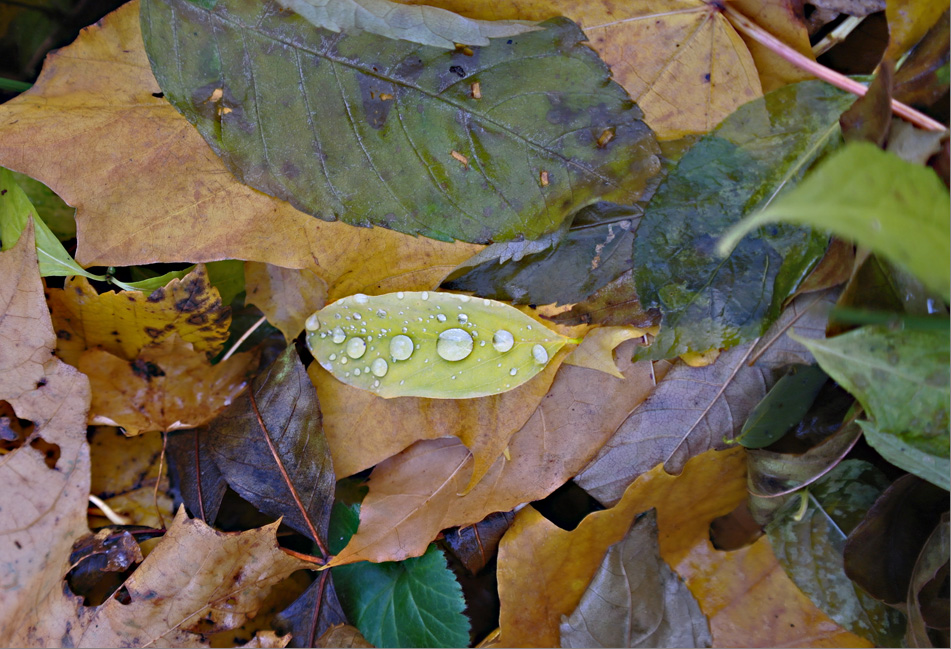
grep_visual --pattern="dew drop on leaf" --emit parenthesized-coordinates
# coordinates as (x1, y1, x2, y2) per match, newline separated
(371, 358, 388, 377)
(353, 293, 369, 305)
(346, 337, 367, 359)
(437, 328, 474, 361)
(493, 329, 514, 353)
(305, 313, 320, 331)
(509, 368, 518, 376)
(458, 313, 469, 324)
(332, 326, 347, 344)
(390, 334, 415, 361)
(436, 314, 447, 322)
(532, 344, 549, 364)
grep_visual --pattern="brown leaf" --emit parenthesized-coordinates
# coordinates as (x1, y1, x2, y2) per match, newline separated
(729, 0, 816, 91)
(444, 511, 517, 575)
(48, 264, 231, 367)
(0, 222, 92, 646)
(245, 263, 328, 342)
(316, 624, 374, 648)
(0, 1, 479, 282)
(329, 341, 660, 565)
(885, 0, 948, 61)
(841, 60, 894, 145)
(80, 335, 256, 435)
(564, 326, 650, 378)
(496, 448, 870, 648)
(545, 269, 661, 328)
(240, 631, 293, 648)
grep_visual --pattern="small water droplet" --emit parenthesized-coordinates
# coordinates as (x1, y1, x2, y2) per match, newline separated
(319, 332, 327, 338)
(353, 313, 362, 320)
(353, 293, 369, 304)
(437, 328, 474, 361)
(377, 310, 387, 318)
(451, 375, 457, 380)
(459, 295, 470, 302)
(346, 337, 367, 359)
(305, 313, 320, 331)
(334, 313, 342, 319)
(345, 372, 350, 377)
(329, 353, 337, 361)
(402, 327, 408, 333)
(390, 334, 414, 361)
(526, 324, 533, 330)
(340, 357, 348, 365)
(479, 340, 486, 347)
(421, 292, 429, 300)
(332, 327, 347, 344)
(436, 314, 447, 322)
(493, 330, 515, 353)
(483, 299, 491, 306)
(354, 368, 361, 376)
(400, 380, 405, 385)
(532, 344, 548, 364)
(397, 292, 405, 299)
(371, 358, 388, 377)
(458, 313, 468, 324)
(509, 368, 518, 376)
(373, 380, 380, 388)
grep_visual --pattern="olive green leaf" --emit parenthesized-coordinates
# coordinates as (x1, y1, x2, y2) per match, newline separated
(718, 141, 951, 300)
(304, 291, 568, 398)
(277, 0, 539, 48)
(140, 0, 661, 244)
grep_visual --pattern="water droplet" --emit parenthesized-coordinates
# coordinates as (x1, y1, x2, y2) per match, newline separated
(334, 313, 341, 319)
(459, 295, 470, 302)
(526, 324, 533, 330)
(332, 327, 347, 344)
(532, 344, 549, 364)
(479, 340, 486, 347)
(483, 299, 491, 306)
(451, 375, 457, 380)
(353, 293, 369, 304)
(373, 380, 380, 388)
(329, 353, 337, 361)
(346, 337, 367, 359)
(421, 292, 429, 300)
(340, 357, 348, 365)
(492, 330, 515, 353)
(319, 332, 327, 338)
(353, 313, 362, 320)
(402, 327, 408, 333)
(436, 314, 447, 322)
(509, 368, 518, 376)
(458, 313, 468, 324)
(397, 292, 405, 299)
(390, 335, 414, 361)
(437, 328, 474, 361)
(353, 368, 361, 376)
(376, 309, 387, 318)
(400, 380, 405, 385)
(305, 313, 320, 331)
(371, 358, 388, 377)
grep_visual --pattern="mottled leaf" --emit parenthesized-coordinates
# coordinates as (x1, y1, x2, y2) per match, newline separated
(632, 81, 854, 361)
(141, 0, 661, 244)
(559, 509, 711, 648)
(277, 0, 538, 48)
(719, 142, 951, 300)
(305, 291, 567, 398)
(766, 460, 905, 646)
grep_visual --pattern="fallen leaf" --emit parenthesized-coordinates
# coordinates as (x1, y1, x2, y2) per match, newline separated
(316, 624, 373, 648)
(443, 511, 516, 575)
(48, 264, 231, 367)
(564, 326, 648, 378)
(80, 335, 256, 435)
(496, 448, 870, 648)
(885, 0, 948, 61)
(840, 60, 894, 145)
(0, 222, 92, 646)
(892, 9, 950, 108)
(272, 573, 349, 649)
(729, 0, 816, 91)
(575, 291, 834, 506)
(165, 428, 228, 526)
(241, 630, 293, 648)
(559, 509, 712, 648)
(329, 341, 660, 565)
(245, 262, 329, 342)
(545, 269, 661, 328)
(905, 513, 949, 647)
(0, 1, 481, 283)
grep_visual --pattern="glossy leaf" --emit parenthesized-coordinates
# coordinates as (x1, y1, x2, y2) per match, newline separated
(559, 509, 711, 648)
(141, 0, 661, 244)
(631, 81, 853, 360)
(305, 291, 568, 399)
(719, 142, 951, 300)
(276, 0, 538, 48)
(766, 460, 905, 646)
(728, 364, 829, 448)
(329, 502, 470, 648)
(793, 326, 950, 490)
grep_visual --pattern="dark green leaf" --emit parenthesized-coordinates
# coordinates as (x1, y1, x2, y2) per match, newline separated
(631, 81, 855, 361)
(860, 421, 950, 492)
(141, 0, 661, 244)
(728, 364, 829, 448)
(329, 502, 469, 648)
(205, 259, 246, 306)
(766, 460, 906, 646)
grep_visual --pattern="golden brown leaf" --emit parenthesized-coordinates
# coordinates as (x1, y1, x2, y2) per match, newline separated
(80, 335, 255, 435)
(317, 624, 374, 648)
(329, 342, 661, 565)
(495, 448, 871, 648)
(48, 264, 230, 367)
(245, 262, 328, 342)
(565, 326, 648, 378)
(239, 631, 293, 648)
(730, 0, 816, 91)
(0, 1, 479, 284)
(0, 223, 92, 646)
(885, 0, 948, 61)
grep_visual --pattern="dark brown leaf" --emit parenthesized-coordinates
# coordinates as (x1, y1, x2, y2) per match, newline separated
(166, 428, 228, 525)
(443, 511, 516, 575)
(273, 572, 348, 648)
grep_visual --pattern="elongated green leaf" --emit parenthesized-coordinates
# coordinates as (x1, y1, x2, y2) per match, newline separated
(631, 81, 855, 361)
(329, 502, 469, 648)
(766, 460, 905, 646)
(140, 0, 660, 244)
(860, 421, 950, 491)
(719, 142, 951, 300)
(277, 0, 538, 48)
(305, 291, 567, 398)
(7, 170, 76, 241)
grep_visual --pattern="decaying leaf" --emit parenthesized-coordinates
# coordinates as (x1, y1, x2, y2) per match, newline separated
(563, 326, 649, 378)
(272, 572, 348, 648)
(906, 513, 950, 648)
(885, 0, 948, 61)
(559, 509, 712, 648)
(443, 511, 516, 575)
(245, 262, 329, 342)
(80, 335, 256, 435)
(165, 428, 228, 526)
(547, 268, 661, 328)
(316, 624, 373, 648)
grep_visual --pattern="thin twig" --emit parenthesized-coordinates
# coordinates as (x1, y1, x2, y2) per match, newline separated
(88, 494, 132, 526)
(812, 15, 865, 57)
(281, 547, 327, 566)
(220, 315, 267, 362)
(152, 432, 168, 530)
(722, 4, 947, 132)
(308, 570, 330, 646)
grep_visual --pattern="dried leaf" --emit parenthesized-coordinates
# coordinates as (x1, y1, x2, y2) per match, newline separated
(885, 0, 948, 61)
(80, 335, 255, 435)
(563, 326, 648, 378)
(893, 9, 950, 108)
(840, 61, 894, 146)
(272, 573, 349, 648)
(546, 269, 661, 328)
(316, 624, 373, 648)
(443, 511, 516, 575)
(729, 0, 816, 91)
(165, 428, 228, 525)
(906, 513, 950, 647)
(245, 263, 329, 343)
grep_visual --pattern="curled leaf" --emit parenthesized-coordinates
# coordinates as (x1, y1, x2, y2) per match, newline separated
(305, 291, 567, 398)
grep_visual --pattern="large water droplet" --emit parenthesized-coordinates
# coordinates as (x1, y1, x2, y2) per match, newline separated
(332, 327, 347, 344)
(458, 313, 468, 324)
(353, 293, 369, 304)
(436, 314, 447, 322)
(371, 358, 388, 377)
(346, 337, 367, 359)
(353, 313, 362, 320)
(421, 292, 429, 300)
(329, 353, 337, 361)
(390, 335, 415, 361)
(305, 313, 320, 332)
(437, 328, 474, 362)
(492, 330, 514, 353)
(532, 344, 549, 364)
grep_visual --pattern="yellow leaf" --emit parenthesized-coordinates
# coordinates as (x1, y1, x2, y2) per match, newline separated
(679, 347, 721, 367)
(564, 326, 646, 378)
(245, 262, 328, 342)
(885, 0, 948, 61)
(729, 0, 816, 91)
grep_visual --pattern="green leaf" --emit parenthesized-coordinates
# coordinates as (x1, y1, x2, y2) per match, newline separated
(0, 167, 106, 282)
(276, 0, 538, 48)
(791, 326, 950, 489)
(728, 364, 829, 448)
(141, 0, 661, 244)
(718, 141, 951, 300)
(766, 460, 906, 646)
(205, 259, 246, 306)
(631, 81, 855, 361)
(7, 170, 76, 241)
(329, 502, 469, 648)
(304, 291, 567, 398)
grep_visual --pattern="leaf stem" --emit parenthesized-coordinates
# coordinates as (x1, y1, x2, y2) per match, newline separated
(221, 315, 267, 361)
(88, 494, 132, 525)
(722, 4, 947, 132)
